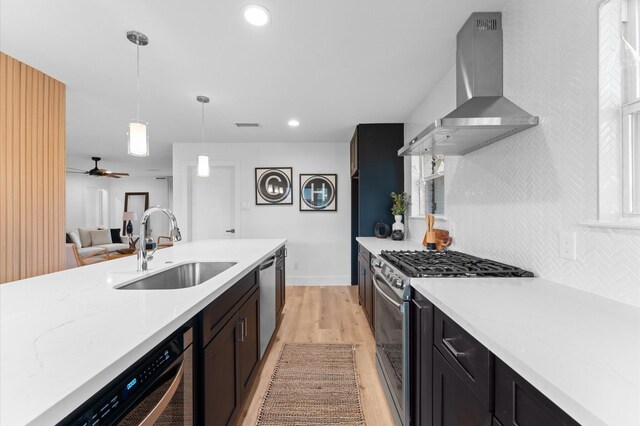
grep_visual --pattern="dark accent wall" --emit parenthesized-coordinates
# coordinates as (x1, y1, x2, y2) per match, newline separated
(350, 123, 404, 284)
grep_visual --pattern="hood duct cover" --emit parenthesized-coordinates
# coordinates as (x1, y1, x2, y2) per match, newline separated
(399, 12, 538, 156)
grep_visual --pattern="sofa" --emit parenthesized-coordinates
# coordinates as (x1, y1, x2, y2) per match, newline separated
(65, 228, 130, 269)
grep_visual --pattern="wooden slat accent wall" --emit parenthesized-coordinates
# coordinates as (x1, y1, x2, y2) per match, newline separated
(0, 52, 66, 284)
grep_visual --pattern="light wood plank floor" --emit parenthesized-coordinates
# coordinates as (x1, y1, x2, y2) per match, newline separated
(239, 286, 394, 426)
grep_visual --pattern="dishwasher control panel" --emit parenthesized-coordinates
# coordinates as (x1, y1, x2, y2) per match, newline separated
(61, 332, 185, 426)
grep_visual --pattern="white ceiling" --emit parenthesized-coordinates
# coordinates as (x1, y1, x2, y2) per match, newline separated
(1, 0, 507, 175)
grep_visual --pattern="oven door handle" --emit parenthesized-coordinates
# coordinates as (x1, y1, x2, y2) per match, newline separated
(372, 275, 402, 311)
(137, 360, 185, 426)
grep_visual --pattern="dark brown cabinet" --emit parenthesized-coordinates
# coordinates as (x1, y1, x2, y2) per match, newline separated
(275, 247, 286, 320)
(433, 348, 492, 426)
(494, 358, 579, 426)
(200, 270, 260, 426)
(238, 290, 260, 396)
(411, 292, 433, 426)
(350, 130, 358, 177)
(357, 244, 374, 331)
(203, 314, 242, 426)
(411, 290, 579, 426)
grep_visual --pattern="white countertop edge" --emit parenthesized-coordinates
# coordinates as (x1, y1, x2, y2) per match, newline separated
(1, 239, 286, 425)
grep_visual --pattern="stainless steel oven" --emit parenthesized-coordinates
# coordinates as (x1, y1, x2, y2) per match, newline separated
(372, 257, 411, 426)
(62, 326, 193, 426)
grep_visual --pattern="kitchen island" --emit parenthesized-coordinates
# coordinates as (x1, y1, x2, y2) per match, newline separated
(0, 238, 286, 425)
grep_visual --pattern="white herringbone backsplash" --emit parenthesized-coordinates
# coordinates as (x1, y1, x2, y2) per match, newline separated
(405, 0, 640, 306)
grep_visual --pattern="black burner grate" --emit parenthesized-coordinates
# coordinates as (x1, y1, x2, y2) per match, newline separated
(380, 250, 534, 278)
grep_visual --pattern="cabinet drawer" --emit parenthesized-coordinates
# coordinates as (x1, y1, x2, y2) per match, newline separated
(495, 358, 579, 426)
(358, 244, 370, 261)
(202, 269, 258, 346)
(434, 307, 493, 409)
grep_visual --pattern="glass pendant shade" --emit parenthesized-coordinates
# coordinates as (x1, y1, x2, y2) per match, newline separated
(197, 155, 210, 177)
(127, 120, 149, 157)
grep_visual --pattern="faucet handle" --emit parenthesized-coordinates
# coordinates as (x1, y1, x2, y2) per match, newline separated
(172, 227, 182, 242)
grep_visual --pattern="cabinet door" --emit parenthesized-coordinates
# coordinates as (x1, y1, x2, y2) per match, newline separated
(203, 316, 241, 426)
(411, 295, 433, 426)
(433, 349, 491, 426)
(364, 264, 374, 331)
(494, 358, 579, 426)
(238, 289, 260, 397)
(275, 260, 283, 318)
(357, 256, 366, 307)
(350, 128, 358, 177)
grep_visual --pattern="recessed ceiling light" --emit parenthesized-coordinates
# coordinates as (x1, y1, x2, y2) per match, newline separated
(288, 119, 300, 127)
(243, 5, 271, 26)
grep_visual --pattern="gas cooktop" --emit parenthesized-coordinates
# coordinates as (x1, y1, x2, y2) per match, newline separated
(379, 250, 534, 278)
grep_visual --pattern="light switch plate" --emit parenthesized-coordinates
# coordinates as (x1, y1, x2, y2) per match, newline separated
(559, 231, 577, 260)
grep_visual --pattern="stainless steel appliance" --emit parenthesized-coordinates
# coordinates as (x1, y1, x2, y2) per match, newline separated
(61, 327, 193, 425)
(398, 12, 539, 157)
(259, 255, 277, 358)
(372, 250, 533, 426)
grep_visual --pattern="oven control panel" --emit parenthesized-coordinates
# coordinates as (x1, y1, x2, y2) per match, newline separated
(62, 333, 185, 426)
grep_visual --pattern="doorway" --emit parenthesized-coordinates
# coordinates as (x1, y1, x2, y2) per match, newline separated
(187, 164, 238, 242)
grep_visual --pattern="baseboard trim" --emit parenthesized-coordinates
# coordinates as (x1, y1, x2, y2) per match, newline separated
(286, 275, 351, 286)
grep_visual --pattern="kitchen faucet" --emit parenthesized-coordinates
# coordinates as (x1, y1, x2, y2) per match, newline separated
(137, 206, 182, 272)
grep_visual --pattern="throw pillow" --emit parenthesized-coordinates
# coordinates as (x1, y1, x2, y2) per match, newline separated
(69, 231, 82, 249)
(77, 228, 94, 248)
(90, 229, 112, 246)
(110, 229, 122, 244)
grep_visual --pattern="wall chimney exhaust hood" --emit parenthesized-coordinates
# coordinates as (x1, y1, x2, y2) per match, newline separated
(399, 12, 538, 157)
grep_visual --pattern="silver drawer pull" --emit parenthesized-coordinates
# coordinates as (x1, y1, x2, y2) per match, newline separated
(443, 337, 467, 358)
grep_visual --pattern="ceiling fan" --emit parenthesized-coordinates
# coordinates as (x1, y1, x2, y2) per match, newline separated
(66, 157, 130, 178)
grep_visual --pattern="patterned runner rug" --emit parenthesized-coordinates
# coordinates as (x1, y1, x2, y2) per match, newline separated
(256, 343, 366, 425)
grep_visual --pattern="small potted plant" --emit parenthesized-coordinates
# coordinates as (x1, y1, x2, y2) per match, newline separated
(390, 192, 407, 240)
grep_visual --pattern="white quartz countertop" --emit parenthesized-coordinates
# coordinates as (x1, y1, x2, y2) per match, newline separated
(357, 237, 640, 425)
(411, 278, 639, 426)
(0, 238, 286, 425)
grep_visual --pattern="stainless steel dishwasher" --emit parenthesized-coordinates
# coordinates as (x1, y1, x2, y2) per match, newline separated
(259, 255, 276, 358)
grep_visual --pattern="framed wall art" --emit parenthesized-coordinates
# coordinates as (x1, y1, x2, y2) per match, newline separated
(255, 167, 293, 205)
(299, 174, 337, 212)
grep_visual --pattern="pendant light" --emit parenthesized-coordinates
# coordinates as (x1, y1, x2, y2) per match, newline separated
(196, 95, 210, 177)
(126, 31, 150, 157)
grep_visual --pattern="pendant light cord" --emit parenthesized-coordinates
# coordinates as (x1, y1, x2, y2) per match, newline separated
(201, 101, 205, 145)
(136, 42, 140, 121)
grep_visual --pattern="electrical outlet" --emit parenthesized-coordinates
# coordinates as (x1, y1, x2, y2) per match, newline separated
(558, 231, 576, 260)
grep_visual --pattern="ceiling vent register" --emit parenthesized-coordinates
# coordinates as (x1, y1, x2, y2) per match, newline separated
(235, 122, 262, 128)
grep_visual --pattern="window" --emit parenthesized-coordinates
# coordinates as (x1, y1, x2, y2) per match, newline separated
(410, 155, 444, 217)
(622, 0, 640, 215)
(596, 0, 640, 227)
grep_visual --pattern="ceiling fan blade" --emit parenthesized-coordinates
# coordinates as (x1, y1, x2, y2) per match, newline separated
(107, 172, 129, 176)
(66, 167, 86, 171)
(107, 174, 122, 178)
(66, 171, 88, 174)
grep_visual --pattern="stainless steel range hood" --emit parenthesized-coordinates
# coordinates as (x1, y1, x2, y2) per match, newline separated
(399, 12, 538, 157)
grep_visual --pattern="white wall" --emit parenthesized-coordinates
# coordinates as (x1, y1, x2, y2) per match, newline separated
(173, 142, 350, 285)
(65, 174, 109, 232)
(404, 0, 640, 306)
(108, 177, 170, 240)
(65, 174, 170, 240)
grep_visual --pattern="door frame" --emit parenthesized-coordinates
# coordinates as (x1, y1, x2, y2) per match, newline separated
(180, 159, 242, 242)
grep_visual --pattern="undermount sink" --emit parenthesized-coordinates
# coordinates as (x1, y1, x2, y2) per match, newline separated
(116, 261, 237, 290)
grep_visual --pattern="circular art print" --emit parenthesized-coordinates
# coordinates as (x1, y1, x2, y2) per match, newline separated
(255, 168, 293, 205)
(299, 174, 337, 211)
